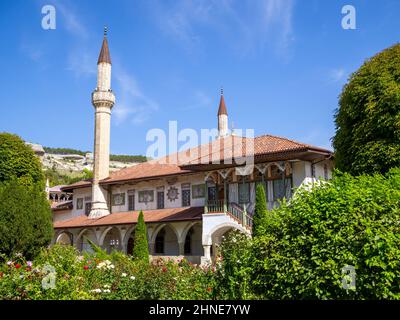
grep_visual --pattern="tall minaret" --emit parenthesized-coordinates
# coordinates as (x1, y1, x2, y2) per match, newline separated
(89, 27, 115, 219)
(217, 87, 229, 137)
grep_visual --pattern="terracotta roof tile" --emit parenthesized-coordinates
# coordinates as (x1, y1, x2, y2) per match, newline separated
(61, 134, 333, 190)
(54, 206, 203, 229)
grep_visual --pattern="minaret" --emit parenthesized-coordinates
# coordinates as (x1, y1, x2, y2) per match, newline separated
(89, 27, 115, 219)
(217, 87, 229, 137)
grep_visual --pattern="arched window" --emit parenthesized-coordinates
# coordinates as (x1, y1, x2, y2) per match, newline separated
(155, 228, 165, 254)
(184, 228, 193, 255)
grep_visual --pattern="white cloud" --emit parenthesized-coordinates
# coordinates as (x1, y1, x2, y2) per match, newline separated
(148, 0, 296, 57)
(54, 0, 88, 38)
(329, 68, 346, 83)
(113, 66, 159, 125)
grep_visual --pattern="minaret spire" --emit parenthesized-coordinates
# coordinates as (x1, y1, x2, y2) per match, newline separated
(90, 28, 115, 219)
(217, 87, 229, 137)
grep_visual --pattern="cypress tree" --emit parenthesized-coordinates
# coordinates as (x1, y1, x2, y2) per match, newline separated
(132, 210, 149, 262)
(252, 183, 268, 237)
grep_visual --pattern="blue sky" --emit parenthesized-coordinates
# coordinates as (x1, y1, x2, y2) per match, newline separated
(1, 0, 400, 156)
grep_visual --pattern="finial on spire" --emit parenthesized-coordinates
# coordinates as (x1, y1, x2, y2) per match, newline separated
(98, 27, 111, 65)
(220, 86, 224, 96)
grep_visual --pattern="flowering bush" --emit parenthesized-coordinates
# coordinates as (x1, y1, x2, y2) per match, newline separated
(0, 245, 215, 300)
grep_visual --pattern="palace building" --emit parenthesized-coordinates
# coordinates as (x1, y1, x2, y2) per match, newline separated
(52, 30, 334, 265)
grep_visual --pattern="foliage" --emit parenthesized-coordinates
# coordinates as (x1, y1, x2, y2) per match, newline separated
(0, 132, 44, 187)
(213, 231, 254, 300)
(252, 183, 268, 237)
(110, 154, 148, 163)
(132, 211, 149, 262)
(44, 168, 93, 187)
(333, 43, 400, 175)
(43, 146, 148, 163)
(0, 181, 53, 260)
(0, 245, 215, 300)
(250, 169, 400, 299)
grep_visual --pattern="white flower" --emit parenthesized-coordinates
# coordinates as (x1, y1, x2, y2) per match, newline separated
(121, 273, 127, 277)
(103, 284, 111, 289)
(90, 288, 102, 293)
(130, 276, 136, 280)
(103, 289, 111, 293)
(6, 261, 12, 266)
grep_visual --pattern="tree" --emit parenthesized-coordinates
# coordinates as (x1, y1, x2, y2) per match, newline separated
(0, 180, 53, 259)
(132, 211, 149, 262)
(250, 169, 400, 299)
(333, 44, 400, 175)
(252, 183, 268, 237)
(0, 133, 44, 186)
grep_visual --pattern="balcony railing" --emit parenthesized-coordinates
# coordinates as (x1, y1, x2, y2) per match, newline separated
(205, 200, 253, 230)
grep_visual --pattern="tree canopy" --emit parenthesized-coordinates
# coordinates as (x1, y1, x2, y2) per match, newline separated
(333, 43, 400, 175)
(0, 181, 53, 259)
(0, 133, 44, 186)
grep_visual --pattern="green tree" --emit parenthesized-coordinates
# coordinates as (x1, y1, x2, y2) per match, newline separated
(251, 169, 400, 299)
(252, 183, 268, 237)
(0, 133, 44, 186)
(333, 44, 400, 175)
(0, 181, 53, 259)
(132, 211, 149, 262)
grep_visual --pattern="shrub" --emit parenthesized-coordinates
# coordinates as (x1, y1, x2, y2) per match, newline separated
(0, 245, 215, 300)
(132, 211, 149, 262)
(251, 169, 400, 299)
(0, 181, 53, 260)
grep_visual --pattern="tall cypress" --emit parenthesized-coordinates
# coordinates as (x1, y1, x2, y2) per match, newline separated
(252, 183, 268, 237)
(132, 210, 149, 262)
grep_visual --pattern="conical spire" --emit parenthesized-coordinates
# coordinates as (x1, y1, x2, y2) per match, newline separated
(97, 26, 111, 65)
(218, 87, 228, 115)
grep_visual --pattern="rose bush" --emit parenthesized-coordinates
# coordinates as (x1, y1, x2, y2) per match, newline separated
(0, 245, 215, 300)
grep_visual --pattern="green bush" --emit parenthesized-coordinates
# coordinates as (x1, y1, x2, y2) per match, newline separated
(333, 44, 400, 175)
(0, 133, 44, 187)
(250, 169, 400, 299)
(0, 181, 53, 260)
(0, 245, 215, 300)
(132, 211, 149, 262)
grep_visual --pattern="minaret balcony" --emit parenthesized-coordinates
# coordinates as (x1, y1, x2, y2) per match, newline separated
(92, 90, 115, 106)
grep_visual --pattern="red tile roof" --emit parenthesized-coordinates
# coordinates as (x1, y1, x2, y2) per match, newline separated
(61, 134, 332, 191)
(53, 206, 203, 229)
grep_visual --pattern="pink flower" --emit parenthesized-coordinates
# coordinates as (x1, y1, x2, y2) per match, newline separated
(27, 261, 33, 267)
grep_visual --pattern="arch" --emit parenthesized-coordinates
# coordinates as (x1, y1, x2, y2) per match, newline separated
(183, 223, 203, 256)
(152, 224, 179, 256)
(75, 228, 98, 252)
(150, 223, 179, 244)
(123, 225, 136, 255)
(180, 221, 201, 244)
(55, 231, 73, 246)
(203, 221, 248, 246)
(100, 227, 122, 253)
